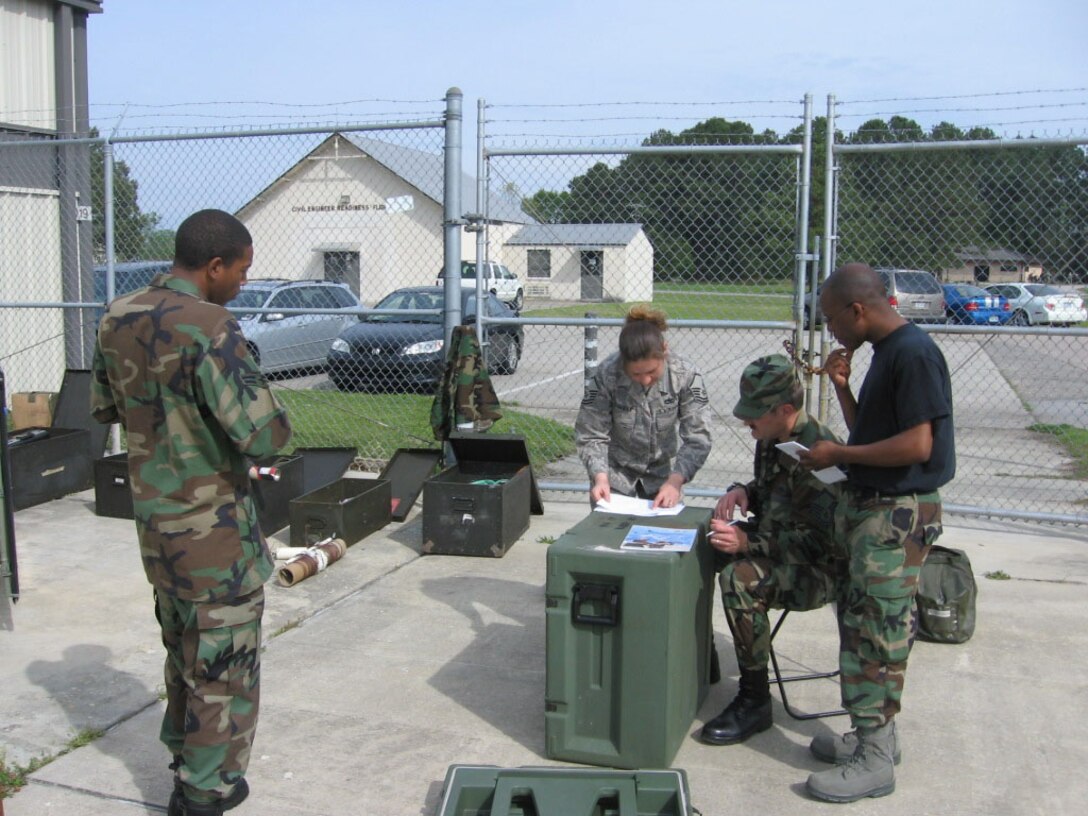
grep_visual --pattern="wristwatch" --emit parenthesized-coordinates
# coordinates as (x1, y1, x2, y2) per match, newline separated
(727, 482, 748, 495)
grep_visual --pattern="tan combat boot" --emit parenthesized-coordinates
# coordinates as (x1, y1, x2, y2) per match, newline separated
(809, 721, 901, 765)
(806, 721, 897, 803)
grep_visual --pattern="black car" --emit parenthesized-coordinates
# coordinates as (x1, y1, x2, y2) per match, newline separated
(327, 286, 522, 391)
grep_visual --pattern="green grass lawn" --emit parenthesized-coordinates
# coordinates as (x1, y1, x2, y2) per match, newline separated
(275, 389, 575, 466)
(522, 280, 798, 321)
(1028, 423, 1088, 480)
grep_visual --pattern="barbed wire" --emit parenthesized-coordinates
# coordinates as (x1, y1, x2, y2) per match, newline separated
(2, 99, 446, 135)
(485, 114, 803, 125)
(487, 99, 801, 109)
(839, 88, 1088, 105)
(92, 97, 442, 109)
(838, 100, 1088, 121)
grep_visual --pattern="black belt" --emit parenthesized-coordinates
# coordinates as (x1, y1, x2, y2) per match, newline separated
(847, 485, 915, 501)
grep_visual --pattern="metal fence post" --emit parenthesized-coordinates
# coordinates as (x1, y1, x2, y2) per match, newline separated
(442, 87, 463, 345)
(794, 93, 814, 335)
(475, 97, 487, 354)
(817, 94, 838, 424)
(102, 137, 122, 455)
(584, 312, 599, 392)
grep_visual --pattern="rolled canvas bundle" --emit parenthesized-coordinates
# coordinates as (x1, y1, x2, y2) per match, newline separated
(276, 537, 347, 587)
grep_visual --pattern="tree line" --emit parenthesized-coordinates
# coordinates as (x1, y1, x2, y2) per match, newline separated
(89, 130, 175, 263)
(521, 117, 1088, 284)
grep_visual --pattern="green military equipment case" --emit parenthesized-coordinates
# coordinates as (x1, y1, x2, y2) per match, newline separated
(8, 426, 92, 510)
(289, 477, 391, 547)
(381, 447, 443, 521)
(436, 765, 693, 816)
(544, 508, 715, 769)
(252, 453, 304, 535)
(422, 433, 543, 558)
(94, 452, 133, 519)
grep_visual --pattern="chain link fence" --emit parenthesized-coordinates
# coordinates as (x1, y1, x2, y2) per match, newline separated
(1, 113, 469, 467)
(827, 102, 1088, 522)
(479, 132, 811, 505)
(2, 92, 1086, 524)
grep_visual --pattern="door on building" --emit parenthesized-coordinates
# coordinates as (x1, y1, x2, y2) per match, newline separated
(324, 251, 361, 296)
(580, 250, 603, 300)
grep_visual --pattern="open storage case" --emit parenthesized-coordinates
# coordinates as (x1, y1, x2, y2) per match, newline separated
(436, 765, 693, 816)
(10, 369, 104, 511)
(422, 433, 543, 557)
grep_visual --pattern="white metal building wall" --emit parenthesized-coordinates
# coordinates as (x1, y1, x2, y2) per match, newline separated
(0, 0, 56, 131)
(0, 186, 64, 391)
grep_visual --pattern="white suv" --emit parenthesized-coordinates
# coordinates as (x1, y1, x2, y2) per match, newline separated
(436, 260, 523, 310)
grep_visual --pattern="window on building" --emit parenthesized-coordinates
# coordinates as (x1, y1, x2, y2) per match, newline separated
(527, 249, 551, 279)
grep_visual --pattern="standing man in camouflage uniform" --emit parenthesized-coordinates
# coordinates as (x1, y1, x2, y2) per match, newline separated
(800, 263, 954, 803)
(91, 209, 292, 816)
(699, 355, 843, 746)
(575, 306, 711, 508)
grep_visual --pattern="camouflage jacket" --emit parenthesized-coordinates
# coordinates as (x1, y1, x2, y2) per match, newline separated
(575, 352, 711, 496)
(743, 410, 842, 566)
(91, 273, 292, 603)
(430, 325, 502, 441)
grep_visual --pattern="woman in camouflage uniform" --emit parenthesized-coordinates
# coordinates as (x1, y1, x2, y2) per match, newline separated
(574, 306, 711, 509)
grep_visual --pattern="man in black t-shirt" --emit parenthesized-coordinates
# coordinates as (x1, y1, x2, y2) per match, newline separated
(799, 263, 955, 803)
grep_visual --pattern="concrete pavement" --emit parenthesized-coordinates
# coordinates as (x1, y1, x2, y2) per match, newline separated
(2, 484, 1087, 815)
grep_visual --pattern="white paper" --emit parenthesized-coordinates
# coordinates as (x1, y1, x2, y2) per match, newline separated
(776, 442, 847, 484)
(775, 441, 808, 460)
(594, 493, 685, 517)
(814, 466, 848, 484)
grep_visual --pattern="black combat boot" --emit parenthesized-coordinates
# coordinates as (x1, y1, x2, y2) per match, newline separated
(167, 755, 184, 816)
(699, 667, 773, 745)
(175, 779, 250, 815)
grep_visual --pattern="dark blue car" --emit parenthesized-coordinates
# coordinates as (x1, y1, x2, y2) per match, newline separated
(942, 283, 1011, 325)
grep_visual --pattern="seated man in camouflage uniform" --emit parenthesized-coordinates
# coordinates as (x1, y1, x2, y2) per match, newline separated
(92, 210, 292, 816)
(700, 355, 844, 746)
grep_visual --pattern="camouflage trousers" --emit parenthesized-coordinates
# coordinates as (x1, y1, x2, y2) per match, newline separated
(717, 553, 841, 672)
(155, 587, 264, 804)
(836, 490, 943, 729)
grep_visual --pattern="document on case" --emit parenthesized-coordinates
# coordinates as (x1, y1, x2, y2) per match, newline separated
(774, 441, 848, 485)
(594, 493, 685, 517)
(620, 525, 697, 552)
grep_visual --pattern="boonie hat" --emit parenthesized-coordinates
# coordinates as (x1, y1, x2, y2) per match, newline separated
(732, 354, 799, 419)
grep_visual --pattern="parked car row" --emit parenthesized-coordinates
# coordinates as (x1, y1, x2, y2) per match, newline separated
(804, 268, 947, 327)
(981, 283, 1087, 327)
(92, 268, 523, 387)
(804, 268, 1087, 329)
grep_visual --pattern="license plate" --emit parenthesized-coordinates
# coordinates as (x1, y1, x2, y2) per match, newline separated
(988, 315, 999, 323)
(912, 300, 927, 309)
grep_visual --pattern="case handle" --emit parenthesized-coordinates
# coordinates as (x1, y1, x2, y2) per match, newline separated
(571, 582, 620, 627)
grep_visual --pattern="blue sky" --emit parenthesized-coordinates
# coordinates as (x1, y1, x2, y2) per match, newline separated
(87, 0, 1088, 142)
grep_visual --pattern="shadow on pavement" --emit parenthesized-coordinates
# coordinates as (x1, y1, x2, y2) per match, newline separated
(25, 643, 163, 807)
(421, 575, 545, 753)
